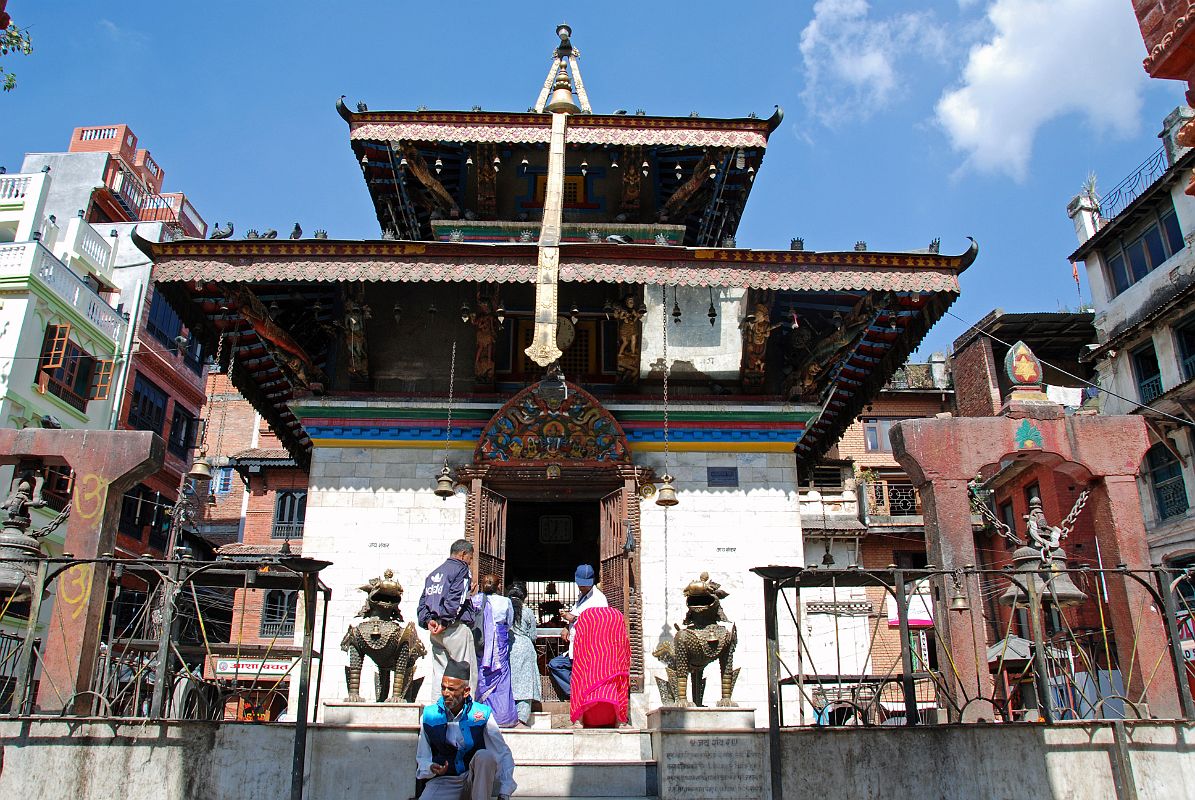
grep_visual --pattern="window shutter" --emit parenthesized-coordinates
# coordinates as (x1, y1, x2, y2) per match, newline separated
(41, 324, 72, 370)
(89, 359, 115, 400)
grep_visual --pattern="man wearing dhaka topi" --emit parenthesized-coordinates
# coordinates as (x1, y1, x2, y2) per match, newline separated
(416, 659, 517, 800)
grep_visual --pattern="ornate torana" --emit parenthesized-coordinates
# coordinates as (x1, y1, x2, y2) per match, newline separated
(476, 382, 630, 464)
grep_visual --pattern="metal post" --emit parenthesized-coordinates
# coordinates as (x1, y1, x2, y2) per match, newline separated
(311, 587, 330, 715)
(762, 577, 783, 800)
(1154, 567, 1195, 719)
(150, 560, 180, 718)
(290, 571, 318, 800)
(893, 570, 919, 726)
(794, 583, 805, 727)
(1026, 574, 1053, 723)
(15, 559, 48, 714)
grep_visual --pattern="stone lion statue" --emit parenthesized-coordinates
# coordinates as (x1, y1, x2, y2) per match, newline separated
(653, 572, 739, 707)
(341, 569, 426, 703)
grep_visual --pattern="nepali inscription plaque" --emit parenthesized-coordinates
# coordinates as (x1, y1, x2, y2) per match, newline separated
(657, 733, 768, 800)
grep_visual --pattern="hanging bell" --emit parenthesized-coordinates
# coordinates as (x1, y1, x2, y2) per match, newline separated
(949, 585, 971, 612)
(655, 475, 679, 507)
(999, 546, 1087, 608)
(672, 300, 682, 325)
(433, 466, 455, 499)
(188, 455, 213, 481)
(707, 303, 717, 326)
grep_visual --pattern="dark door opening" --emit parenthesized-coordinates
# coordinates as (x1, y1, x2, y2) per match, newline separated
(505, 500, 600, 621)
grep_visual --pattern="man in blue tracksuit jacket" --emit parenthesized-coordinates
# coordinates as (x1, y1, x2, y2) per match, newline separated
(416, 659, 516, 800)
(418, 538, 478, 692)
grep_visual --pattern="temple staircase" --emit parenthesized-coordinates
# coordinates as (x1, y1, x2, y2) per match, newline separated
(502, 722, 657, 798)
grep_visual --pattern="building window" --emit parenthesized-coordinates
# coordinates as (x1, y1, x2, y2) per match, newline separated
(36, 324, 110, 412)
(1176, 317, 1195, 383)
(530, 174, 592, 208)
(118, 484, 168, 547)
(145, 291, 182, 347)
(1132, 343, 1164, 404)
(1102, 202, 1185, 296)
(166, 406, 199, 459)
(260, 590, 297, 638)
(999, 501, 1017, 536)
(1146, 442, 1189, 521)
(863, 418, 908, 452)
(213, 467, 234, 495)
(272, 491, 306, 540)
(128, 375, 168, 434)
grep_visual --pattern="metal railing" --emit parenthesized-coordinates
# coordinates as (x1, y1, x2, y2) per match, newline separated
(1139, 375, 1165, 404)
(1155, 479, 1190, 520)
(1097, 146, 1169, 223)
(866, 480, 922, 517)
(755, 564, 1195, 732)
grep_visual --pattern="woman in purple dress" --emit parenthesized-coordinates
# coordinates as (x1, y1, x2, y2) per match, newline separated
(472, 573, 517, 727)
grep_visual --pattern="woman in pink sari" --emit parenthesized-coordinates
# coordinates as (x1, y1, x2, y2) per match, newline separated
(569, 606, 630, 728)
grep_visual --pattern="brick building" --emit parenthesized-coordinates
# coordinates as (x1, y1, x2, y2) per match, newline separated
(198, 373, 307, 720)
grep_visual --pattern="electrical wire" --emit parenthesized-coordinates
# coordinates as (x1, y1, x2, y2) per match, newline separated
(943, 307, 1192, 427)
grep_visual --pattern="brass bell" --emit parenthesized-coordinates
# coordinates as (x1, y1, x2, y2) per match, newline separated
(187, 455, 213, 481)
(999, 546, 1087, 608)
(433, 466, 456, 499)
(655, 475, 679, 507)
(949, 587, 971, 612)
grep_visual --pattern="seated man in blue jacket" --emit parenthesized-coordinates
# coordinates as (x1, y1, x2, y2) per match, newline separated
(416, 659, 516, 800)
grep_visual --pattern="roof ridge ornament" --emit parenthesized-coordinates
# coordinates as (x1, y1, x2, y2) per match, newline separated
(534, 23, 592, 115)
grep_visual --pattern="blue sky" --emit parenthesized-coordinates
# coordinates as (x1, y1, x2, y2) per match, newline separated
(0, 0, 1185, 355)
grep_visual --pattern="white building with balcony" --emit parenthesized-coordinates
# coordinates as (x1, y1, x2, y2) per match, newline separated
(1068, 105, 1195, 567)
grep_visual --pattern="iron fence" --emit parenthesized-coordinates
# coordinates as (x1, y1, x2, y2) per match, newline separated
(1097, 146, 1169, 223)
(754, 564, 1195, 731)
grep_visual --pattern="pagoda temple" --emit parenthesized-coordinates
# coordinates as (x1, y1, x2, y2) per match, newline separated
(136, 25, 975, 716)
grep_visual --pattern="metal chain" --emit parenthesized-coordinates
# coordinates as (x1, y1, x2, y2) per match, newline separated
(968, 483, 1019, 545)
(32, 502, 70, 539)
(444, 341, 457, 468)
(1058, 489, 1091, 539)
(661, 286, 670, 474)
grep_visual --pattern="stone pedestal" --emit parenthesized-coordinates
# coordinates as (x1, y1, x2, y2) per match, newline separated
(649, 706, 768, 800)
(647, 706, 757, 730)
(321, 701, 422, 727)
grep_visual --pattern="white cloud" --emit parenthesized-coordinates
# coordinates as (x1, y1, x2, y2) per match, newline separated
(799, 0, 948, 126)
(98, 19, 149, 50)
(936, 0, 1148, 180)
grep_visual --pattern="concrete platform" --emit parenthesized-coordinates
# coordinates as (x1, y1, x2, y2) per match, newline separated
(513, 760, 657, 797)
(321, 700, 421, 727)
(504, 728, 654, 761)
(646, 706, 757, 730)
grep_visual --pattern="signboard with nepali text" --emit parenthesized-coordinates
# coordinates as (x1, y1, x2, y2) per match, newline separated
(213, 658, 297, 679)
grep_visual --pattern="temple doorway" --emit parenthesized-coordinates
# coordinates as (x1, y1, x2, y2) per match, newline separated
(505, 499, 601, 620)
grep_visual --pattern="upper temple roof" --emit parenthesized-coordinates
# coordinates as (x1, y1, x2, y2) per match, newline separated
(337, 26, 782, 246)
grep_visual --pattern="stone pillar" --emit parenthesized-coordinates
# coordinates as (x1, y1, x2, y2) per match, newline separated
(1087, 474, 1184, 719)
(915, 478, 994, 722)
(0, 429, 162, 714)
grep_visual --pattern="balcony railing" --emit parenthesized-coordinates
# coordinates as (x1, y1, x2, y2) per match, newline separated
(867, 480, 922, 517)
(1183, 353, 1195, 383)
(0, 175, 31, 201)
(259, 620, 295, 639)
(0, 243, 127, 344)
(271, 521, 304, 540)
(1097, 146, 1168, 223)
(1139, 375, 1165, 404)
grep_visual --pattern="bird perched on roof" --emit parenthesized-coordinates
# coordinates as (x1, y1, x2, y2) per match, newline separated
(605, 234, 633, 245)
(290, 223, 302, 239)
(261, 229, 278, 239)
(210, 222, 233, 240)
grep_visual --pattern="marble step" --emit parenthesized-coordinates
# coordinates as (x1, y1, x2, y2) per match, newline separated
(512, 760, 656, 797)
(503, 728, 654, 761)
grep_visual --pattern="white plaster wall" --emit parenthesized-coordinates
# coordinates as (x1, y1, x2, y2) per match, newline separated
(296, 443, 804, 722)
(640, 285, 747, 382)
(293, 444, 469, 717)
(635, 449, 803, 717)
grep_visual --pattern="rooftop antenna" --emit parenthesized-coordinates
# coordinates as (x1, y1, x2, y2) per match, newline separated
(533, 23, 592, 114)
